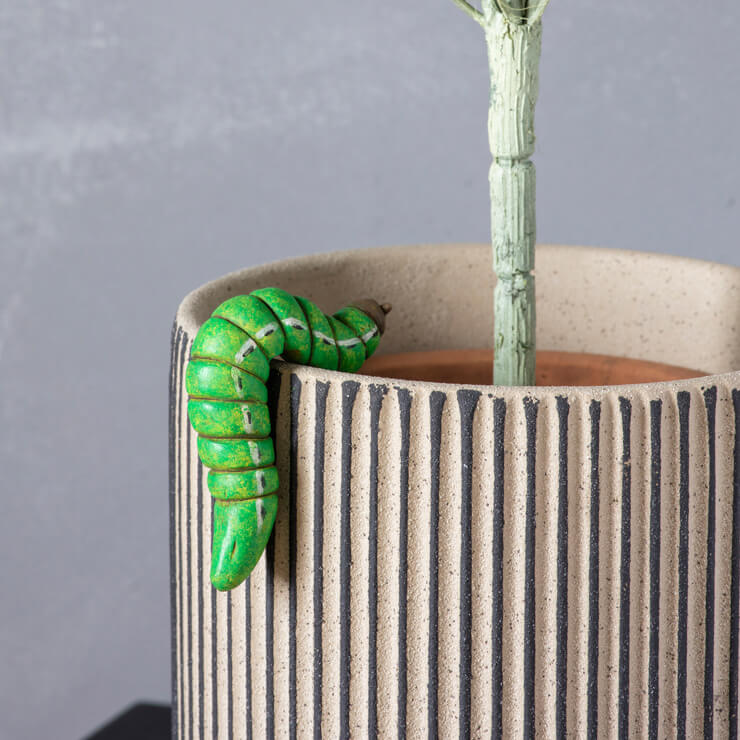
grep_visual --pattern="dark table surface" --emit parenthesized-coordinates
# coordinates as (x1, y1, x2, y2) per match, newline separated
(83, 703, 171, 740)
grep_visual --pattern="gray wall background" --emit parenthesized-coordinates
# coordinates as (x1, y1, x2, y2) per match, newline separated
(1, 1, 738, 738)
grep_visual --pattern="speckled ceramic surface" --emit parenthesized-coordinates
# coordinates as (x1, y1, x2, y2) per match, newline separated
(170, 244, 740, 738)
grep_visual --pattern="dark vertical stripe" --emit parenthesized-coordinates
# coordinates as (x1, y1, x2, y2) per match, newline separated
(197, 460, 205, 740)
(368, 385, 387, 739)
(492, 398, 507, 740)
(428, 392, 446, 740)
(523, 397, 539, 739)
(556, 396, 570, 740)
(730, 390, 740, 740)
(704, 386, 718, 737)
(676, 391, 691, 739)
(178, 333, 188, 740)
(289, 375, 301, 740)
(587, 400, 601, 740)
(457, 390, 480, 740)
(265, 370, 281, 740)
(185, 341, 193, 740)
(211, 502, 219, 740)
(618, 397, 632, 740)
(245, 579, 252, 740)
(227, 592, 234, 739)
(648, 400, 662, 739)
(398, 388, 413, 740)
(340, 381, 361, 739)
(265, 536, 274, 739)
(169, 325, 182, 740)
(313, 381, 330, 739)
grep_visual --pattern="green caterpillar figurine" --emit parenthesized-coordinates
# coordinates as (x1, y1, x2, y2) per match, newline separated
(186, 287, 390, 591)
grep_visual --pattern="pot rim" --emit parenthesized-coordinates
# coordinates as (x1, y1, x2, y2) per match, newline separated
(177, 243, 740, 396)
(273, 358, 740, 399)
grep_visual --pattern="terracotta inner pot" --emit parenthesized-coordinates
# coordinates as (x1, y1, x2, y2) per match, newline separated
(363, 349, 705, 386)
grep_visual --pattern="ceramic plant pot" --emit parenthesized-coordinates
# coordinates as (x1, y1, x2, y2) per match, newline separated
(170, 244, 740, 738)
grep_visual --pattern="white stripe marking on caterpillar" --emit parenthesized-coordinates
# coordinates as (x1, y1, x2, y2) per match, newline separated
(313, 330, 336, 346)
(256, 322, 279, 339)
(242, 405, 253, 431)
(337, 337, 362, 347)
(362, 327, 379, 343)
(231, 366, 243, 395)
(256, 498, 265, 527)
(235, 338, 257, 363)
(282, 317, 308, 332)
(250, 441, 262, 463)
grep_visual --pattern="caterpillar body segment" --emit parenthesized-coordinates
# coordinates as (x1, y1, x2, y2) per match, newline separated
(333, 304, 382, 358)
(186, 288, 390, 591)
(250, 287, 311, 364)
(186, 359, 268, 403)
(190, 317, 271, 380)
(210, 495, 279, 593)
(327, 316, 365, 373)
(197, 436, 275, 470)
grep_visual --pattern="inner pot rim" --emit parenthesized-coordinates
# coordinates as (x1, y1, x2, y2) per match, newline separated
(274, 359, 740, 400)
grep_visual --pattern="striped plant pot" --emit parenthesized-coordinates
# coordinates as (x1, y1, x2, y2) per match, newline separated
(170, 244, 740, 738)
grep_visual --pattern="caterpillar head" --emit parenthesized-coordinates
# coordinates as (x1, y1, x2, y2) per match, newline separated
(349, 299, 392, 336)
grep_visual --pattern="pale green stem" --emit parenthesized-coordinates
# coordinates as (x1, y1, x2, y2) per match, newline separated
(450, 0, 485, 25)
(451, 0, 546, 386)
(485, 11, 542, 386)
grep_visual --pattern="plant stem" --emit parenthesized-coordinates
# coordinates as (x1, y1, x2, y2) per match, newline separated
(485, 11, 542, 386)
(450, 0, 485, 26)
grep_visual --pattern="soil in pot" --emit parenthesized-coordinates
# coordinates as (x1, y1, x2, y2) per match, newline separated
(363, 349, 704, 386)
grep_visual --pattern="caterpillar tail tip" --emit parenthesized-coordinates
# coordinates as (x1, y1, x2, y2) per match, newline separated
(209, 496, 279, 591)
